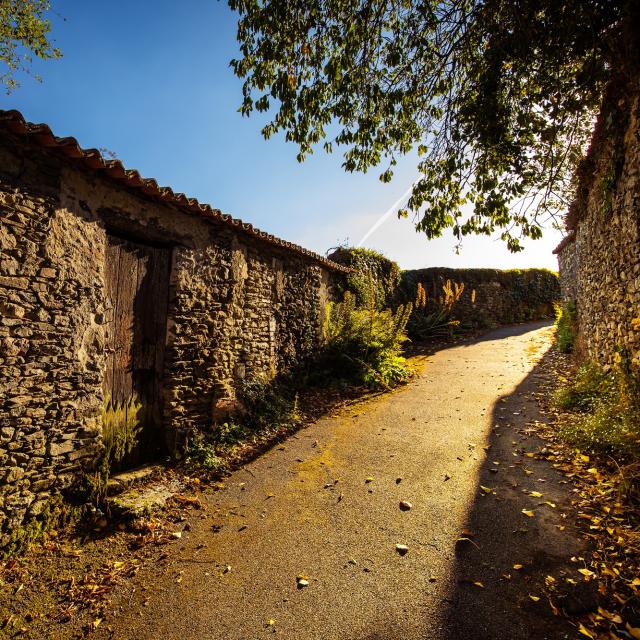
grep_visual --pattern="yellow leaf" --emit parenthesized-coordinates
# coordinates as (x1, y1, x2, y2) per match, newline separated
(473, 581, 484, 588)
(578, 568, 595, 578)
(513, 564, 524, 570)
(545, 575, 556, 585)
(365, 476, 374, 483)
(544, 501, 557, 508)
(529, 491, 543, 497)
(266, 619, 276, 627)
(578, 623, 595, 638)
(480, 486, 493, 494)
(579, 454, 590, 463)
(522, 509, 535, 517)
(627, 624, 640, 640)
(529, 595, 540, 602)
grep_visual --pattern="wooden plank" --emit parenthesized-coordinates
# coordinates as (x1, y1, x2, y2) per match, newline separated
(103, 239, 121, 404)
(151, 246, 171, 441)
(134, 244, 171, 459)
(112, 240, 138, 406)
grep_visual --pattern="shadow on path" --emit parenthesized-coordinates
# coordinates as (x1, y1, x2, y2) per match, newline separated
(440, 346, 586, 640)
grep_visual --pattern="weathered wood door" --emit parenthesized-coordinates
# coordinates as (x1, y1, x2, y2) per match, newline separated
(103, 235, 171, 470)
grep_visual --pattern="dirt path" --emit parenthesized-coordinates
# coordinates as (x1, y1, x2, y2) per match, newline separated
(97, 322, 584, 640)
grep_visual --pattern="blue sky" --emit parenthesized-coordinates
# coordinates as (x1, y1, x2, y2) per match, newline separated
(2, 1, 562, 270)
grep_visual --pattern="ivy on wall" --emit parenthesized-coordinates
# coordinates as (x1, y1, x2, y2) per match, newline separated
(327, 247, 401, 310)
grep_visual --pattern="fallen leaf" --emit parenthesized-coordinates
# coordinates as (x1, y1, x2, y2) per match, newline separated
(628, 625, 640, 640)
(529, 595, 540, 602)
(578, 623, 595, 638)
(578, 568, 595, 578)
(480, 485, 493, 495)
(529, 491, 543, 498)
(513, 564, 524, 570)
(522, 509, 535, 517)
(365, 476, 374, 484)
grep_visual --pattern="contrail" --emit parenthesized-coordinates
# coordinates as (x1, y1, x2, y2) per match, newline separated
(357, 180, 417, 247)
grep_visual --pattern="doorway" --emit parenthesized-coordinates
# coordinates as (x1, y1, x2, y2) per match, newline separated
(103, 234, 171, 471)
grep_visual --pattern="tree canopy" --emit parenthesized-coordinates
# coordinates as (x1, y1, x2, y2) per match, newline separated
(228, 0, 632, 250)
(0, 0, 60, 92)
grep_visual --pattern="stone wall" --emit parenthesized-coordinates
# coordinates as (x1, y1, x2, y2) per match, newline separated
(0, 128, 340, 546)
(399, 267, 560, 327)
(555, 78, 640, 370)
(555, 233, 578, 302)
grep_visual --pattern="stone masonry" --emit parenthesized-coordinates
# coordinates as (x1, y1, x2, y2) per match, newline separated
(0, 112, 345, 546)
(555, 77, 640, 369)
(399, 267, 560, 327)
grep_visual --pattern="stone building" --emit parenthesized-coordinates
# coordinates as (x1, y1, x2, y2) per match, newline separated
(0, 109, 346, 544)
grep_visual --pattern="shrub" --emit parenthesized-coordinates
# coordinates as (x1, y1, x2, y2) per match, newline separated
(554, 301, 577, 353)
(553, 364, 612, 412)
(184, 432, 228, 472)
(556, 355, 640, 458)
(321, 288, 412, 389)
(327, 246, 401, 309)
(237, 377, 299, 430)
(408, 279, 465, 341)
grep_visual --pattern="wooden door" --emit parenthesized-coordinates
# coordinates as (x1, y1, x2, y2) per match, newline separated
(103, 235, 171, 470)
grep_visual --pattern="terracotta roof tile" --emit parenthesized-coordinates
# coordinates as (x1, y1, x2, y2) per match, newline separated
(0, 109, 349, 273)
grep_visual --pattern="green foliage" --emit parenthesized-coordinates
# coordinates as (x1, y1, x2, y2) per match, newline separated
(408, 279, 464, 340)
(554, 364, 612, 412)
(598, 159, 618, 217)
(322, 290, 412, 389)
(554, 301, 577, 353)
(328, 246, 401, 309)
(0, 0, 61, 92)
(229, 0, 632, 250)
(185, 433, 228, 473)
(238, 377, 299, 430)
(184, 378, 300, 472)
(2, 495, 84, 558)
(102, 397, 142, 472)
(556, 357, 640, 457)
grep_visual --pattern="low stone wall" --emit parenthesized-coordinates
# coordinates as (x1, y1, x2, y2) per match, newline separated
(555, 79, 640, 370)
(0, 126, 340, 546)
(398, 267, 560, 327)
